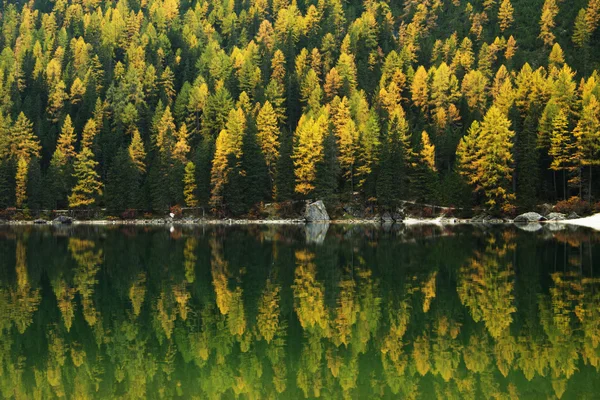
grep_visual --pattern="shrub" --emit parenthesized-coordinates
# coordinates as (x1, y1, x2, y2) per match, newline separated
(121, 209, 137, 220)
(554, 197, 592, 216)
(170, 205, 183, 219)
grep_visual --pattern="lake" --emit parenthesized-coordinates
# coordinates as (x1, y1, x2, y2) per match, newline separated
(0, 223, 599, 399)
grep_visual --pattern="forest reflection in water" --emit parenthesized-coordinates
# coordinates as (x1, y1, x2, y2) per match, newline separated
(0, 224, 599, 399)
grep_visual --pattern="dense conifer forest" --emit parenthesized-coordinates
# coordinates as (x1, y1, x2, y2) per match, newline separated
(1, 0, 600, 216)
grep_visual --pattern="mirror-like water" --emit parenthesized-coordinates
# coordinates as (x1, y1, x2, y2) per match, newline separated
(0, 224, 599, 399)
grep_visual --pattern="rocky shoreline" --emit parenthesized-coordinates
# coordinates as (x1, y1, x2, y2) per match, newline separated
(1, 200, 598, 230)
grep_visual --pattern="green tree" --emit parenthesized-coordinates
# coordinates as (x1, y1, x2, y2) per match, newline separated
(457, 107, 515, 212)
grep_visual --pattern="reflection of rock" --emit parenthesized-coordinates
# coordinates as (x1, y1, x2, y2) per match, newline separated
(545, 223, 566, 232)
(514, 212, 546, 223)
(304, 200, 330, 222)
(546, 212, 567, 221)
(516, 222, 543, 232)
(305, 223, 329, 244)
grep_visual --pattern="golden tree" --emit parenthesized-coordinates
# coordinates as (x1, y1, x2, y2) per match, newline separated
(68, 146, 103, 208)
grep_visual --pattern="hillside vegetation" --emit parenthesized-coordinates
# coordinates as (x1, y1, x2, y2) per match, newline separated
(1, 0, 600, 216)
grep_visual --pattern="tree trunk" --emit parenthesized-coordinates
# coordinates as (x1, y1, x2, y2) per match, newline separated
(553, 170, 557, 201)
(589, 166, 593, 204)
(563, 170, 567, 201)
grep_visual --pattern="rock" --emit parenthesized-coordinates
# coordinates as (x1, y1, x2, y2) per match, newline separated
(537, 203, 554, 216)
(514, 212, 546, 223)
(546, 212, 567, 221)
(392, 209, 405, 222)
(33, 219, 47, 224)
(381, 212, 393, 223)
(304, 200, 330, 222)
(52, 215, 73, 225)
(471, 213, 489, 222)
(567, 212, 580, 219)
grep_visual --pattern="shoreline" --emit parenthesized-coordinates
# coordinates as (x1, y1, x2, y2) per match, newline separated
(1, 214, 599, 230)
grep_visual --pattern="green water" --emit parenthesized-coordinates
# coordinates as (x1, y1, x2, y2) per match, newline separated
(0, 224, 599, 399)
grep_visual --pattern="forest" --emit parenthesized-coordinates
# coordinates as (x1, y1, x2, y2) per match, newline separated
(1, 0, 600, 216)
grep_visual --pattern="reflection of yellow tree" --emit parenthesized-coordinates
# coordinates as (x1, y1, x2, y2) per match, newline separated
(183, 237, 197, 283)
(353, 269, 381, 354)
(10, 241, 40, 334)
(173, 281, 190, 321)
(413, 335, 431, 376)
(52, 278, 76, 332)
(129, 273, 147, 317)
(292, 250, 329, 333)
(69, 238, 103, 327)
(432, 316, 462, 382)
(457, 235, 516, 339)
(257, 279, 281, 343)
(210, 237, 247, 337)
(539, 273, 581, 381)
(333, 276, 357, 347)
(463, 330, 491, 373)
(421, 271, 437, 313)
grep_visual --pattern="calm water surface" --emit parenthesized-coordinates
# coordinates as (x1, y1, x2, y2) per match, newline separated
(0, 224, 599, 399)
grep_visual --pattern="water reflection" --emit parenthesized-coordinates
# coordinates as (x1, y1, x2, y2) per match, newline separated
(0, 224, 599, 399)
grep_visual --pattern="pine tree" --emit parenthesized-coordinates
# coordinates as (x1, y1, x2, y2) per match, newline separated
(498, 0, 514, 32)
(539, 0, 559, 47)
(129, 129, 147, 173)
(81, 119, 98, 149)
(457, 107, 515, 212)
(69, 146, 103, 208)
(57, 115, 77, 160)
(183, 162, 198, 207)
(413, 131, 438, 202)
(516, 114, 540, 210)
(173, 123, 190, 163)
(411, 66, 429, 114)
(11, 113, 40, 207)
(292, 112, 328, 196)
(333, 97, 358, 193)
(356, 110, 380, 196)
(256, 101, 280, 191)
(573, 95, 600, 201)
(549, 109, 575, 200)
(377, 107, 412, 207)
(11, 112, 40, 161)
(15, 157, 28, 208)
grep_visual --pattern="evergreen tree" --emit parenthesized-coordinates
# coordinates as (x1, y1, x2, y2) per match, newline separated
(292, 112, 328, 196)
(498, 0, 514, 32)
(376, 108, 412, 207)
(69, 146, 103, 208)
(183, 162, 198, 207)
(549, 109, 575, 200)
(457, 107, 515, 212)
(256, 101, 280, 194)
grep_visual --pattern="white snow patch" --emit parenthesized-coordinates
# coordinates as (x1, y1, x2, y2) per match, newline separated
(558, 213, 600, 231)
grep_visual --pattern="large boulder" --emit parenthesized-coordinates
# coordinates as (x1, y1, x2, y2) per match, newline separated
(514, 212, 546, 223)
(52, 215, 74, 225)
(34, 219, 47, 224)
(567, 212, 580, 219)
(304, 201, 330, 222)
(381, 212, 393, 223)
(546, 212, 567, 221)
